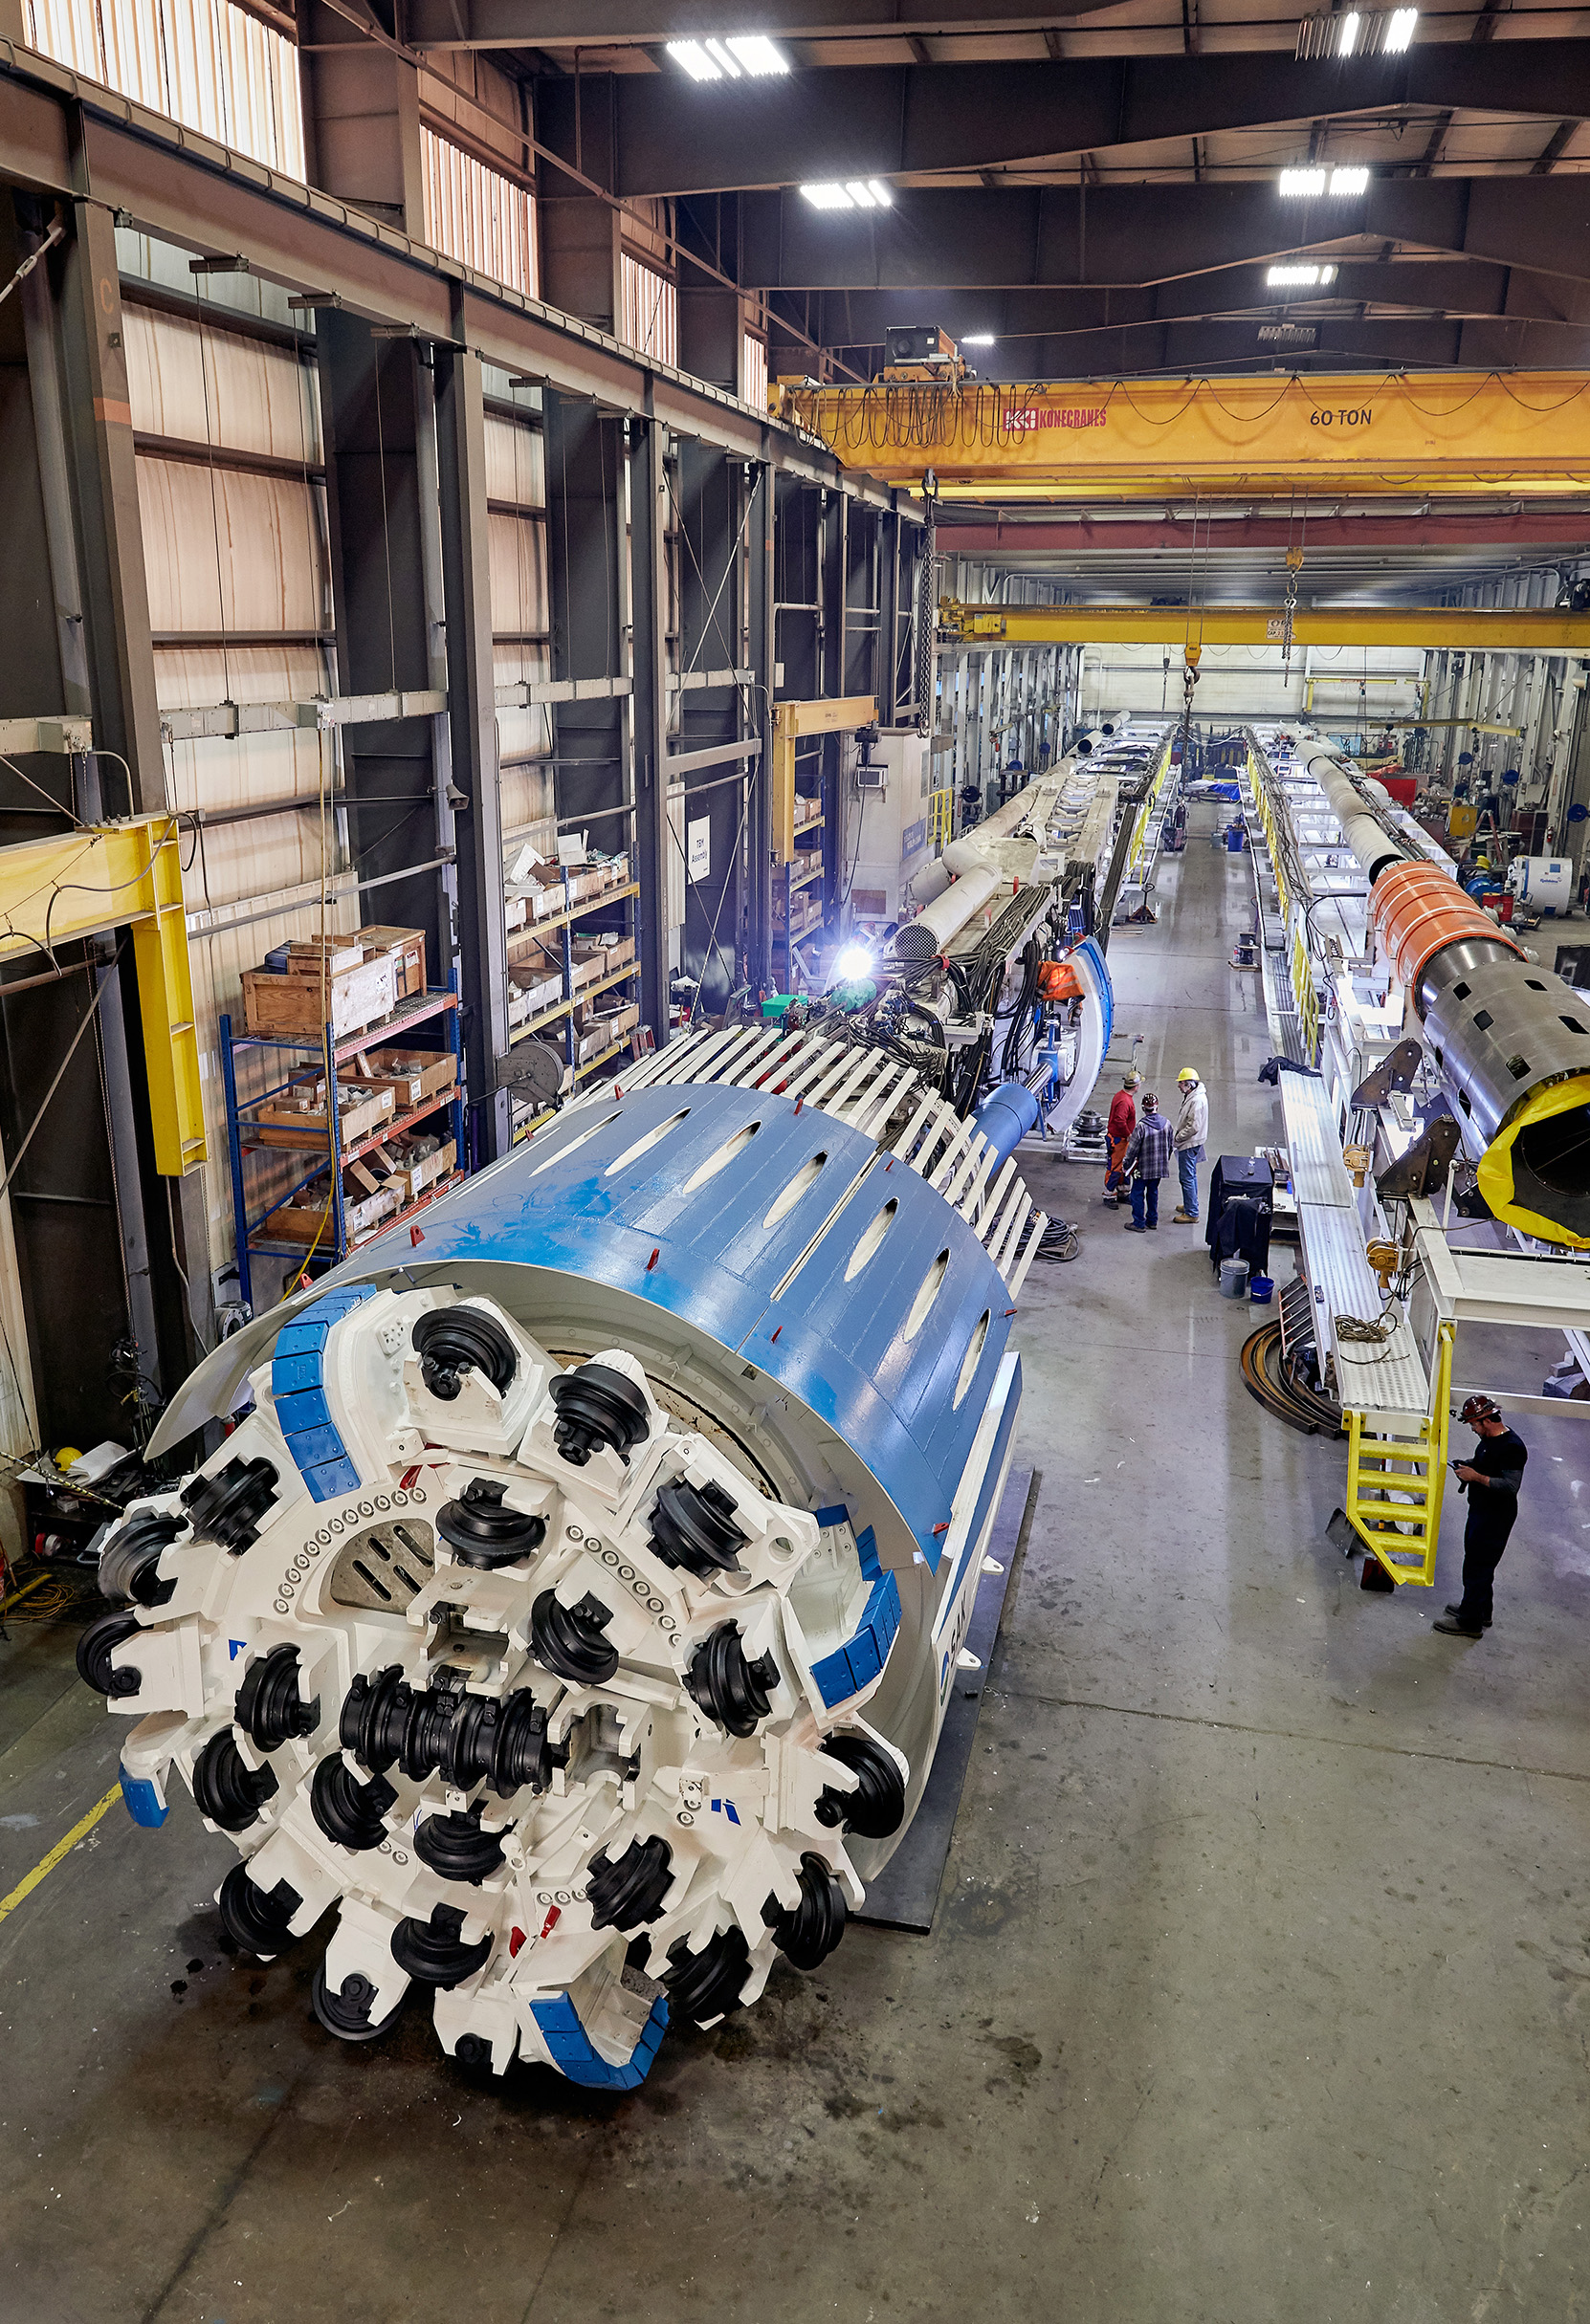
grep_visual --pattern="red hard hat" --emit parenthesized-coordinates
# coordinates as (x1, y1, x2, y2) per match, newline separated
(1459, 1393, 1500, 1426)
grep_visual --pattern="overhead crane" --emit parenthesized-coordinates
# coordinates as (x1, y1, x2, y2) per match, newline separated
(939, 601, 1590, 650)
(773, 370, 1590, 503)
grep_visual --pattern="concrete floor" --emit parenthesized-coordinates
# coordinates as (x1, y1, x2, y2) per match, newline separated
(6, 819, 1590, 2323)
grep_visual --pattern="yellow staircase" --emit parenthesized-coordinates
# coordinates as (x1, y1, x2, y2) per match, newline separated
(1343, 1324, 1454, 1585)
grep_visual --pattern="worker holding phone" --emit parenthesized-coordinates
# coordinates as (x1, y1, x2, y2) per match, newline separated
(1434, 1394, 1529, 1638)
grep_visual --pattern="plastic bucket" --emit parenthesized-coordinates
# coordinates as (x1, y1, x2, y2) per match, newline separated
(1219, 1258, 1249, 1300)
(1249, 1273, 1274, 1305)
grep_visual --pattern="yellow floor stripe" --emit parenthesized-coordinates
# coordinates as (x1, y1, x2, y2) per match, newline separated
(0, 1782, 122, 1925)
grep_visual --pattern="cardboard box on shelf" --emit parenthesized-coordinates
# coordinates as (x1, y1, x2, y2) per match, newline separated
(577, 933, 636, 984)
(507, 972, 564, 1028)
(242, 951, 397, 1041)
(568, 938, 609, 991)
(575, 999, 640, 1063)
(357, 926, 427, 1002)
(338, 1047, 456, 1115)
(506, 927, 562, 976)
(505, 851, 570, 921)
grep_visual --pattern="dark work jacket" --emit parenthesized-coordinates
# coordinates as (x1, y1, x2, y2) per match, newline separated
(1465, 1426, 1528, 1547)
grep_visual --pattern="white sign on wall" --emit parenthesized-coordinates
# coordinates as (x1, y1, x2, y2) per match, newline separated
(687, 817, 711, 879)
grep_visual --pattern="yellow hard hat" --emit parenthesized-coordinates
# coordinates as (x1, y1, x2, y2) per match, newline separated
(1177, 1065, 1199, 1083)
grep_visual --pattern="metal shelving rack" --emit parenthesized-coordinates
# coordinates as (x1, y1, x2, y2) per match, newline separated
(220, 986, 467, 1309)
(504, 862, 643, 1144)
(773, 810, 826, 988)
(505, 873, 641, 1060)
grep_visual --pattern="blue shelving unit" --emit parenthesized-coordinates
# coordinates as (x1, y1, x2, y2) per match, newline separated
(220, 985, 467, 1310)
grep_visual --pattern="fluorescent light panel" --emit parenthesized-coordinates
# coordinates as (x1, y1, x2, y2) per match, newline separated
(1280, 164, 1369, 195)
(667, 33, 789, 78)
(800, 179, 893, 208)
(1268, 263, 1338, 286)
(961, 333, 996, 346)
(1295, 7, 1417, 57)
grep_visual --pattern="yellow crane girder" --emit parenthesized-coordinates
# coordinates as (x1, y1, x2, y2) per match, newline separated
(939, 601, 1590, 650)
(0, 816, 205, 1175)
(770, 695, 876, 862)
(776, 372, 1590, 500)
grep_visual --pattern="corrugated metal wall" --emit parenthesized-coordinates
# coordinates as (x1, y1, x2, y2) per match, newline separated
(620, 252, 679, 371)
(742, 332, 768, 414)
(421, 127, 537, 299)
(27, 0, 304, 179)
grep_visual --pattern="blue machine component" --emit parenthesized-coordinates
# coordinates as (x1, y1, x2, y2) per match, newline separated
(322, 1081, 1017, 1576)
(268, 1283, 376, 1501)
(119, 1026, 1030, 2088)
(529, 1994, 670, 2090)
(118, 1769, 168, 1828)
(972, 1080, 1042, 1173)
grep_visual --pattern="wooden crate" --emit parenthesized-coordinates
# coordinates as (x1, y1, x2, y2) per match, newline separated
(242, 953, 397, 1041)
(255, 1081, 395, 1151)
(358, 925, 427, 1002)
(339, 1047, 456, 1114)
(261, 1178, 399, 1245)
(282, 933, 366, 976)
(386, 1137, 457, 1206)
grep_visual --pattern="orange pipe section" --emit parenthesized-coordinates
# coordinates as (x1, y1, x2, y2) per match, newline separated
(1369, 859, 1525, 1001)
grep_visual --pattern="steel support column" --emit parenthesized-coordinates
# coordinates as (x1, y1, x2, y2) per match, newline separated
(748, 457, 774, 997)
(435, 342, 510, 1161)
(49, 192, 213, 1370)
(629, 417, 672, 1043)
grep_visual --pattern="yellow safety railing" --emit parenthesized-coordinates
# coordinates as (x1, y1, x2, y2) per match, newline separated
(1291, 927, 1319, 1063)
(1345, 1323, 1454, 1586)
(927, 787, 955, 848)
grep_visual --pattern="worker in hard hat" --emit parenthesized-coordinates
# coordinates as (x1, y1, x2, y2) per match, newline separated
(1102, 1070, 1139, 1208)
(1434, 1394, 1529, 1638)
(1171, 1066, 1209, 1224)
(1120, 1090, 1172, 1233)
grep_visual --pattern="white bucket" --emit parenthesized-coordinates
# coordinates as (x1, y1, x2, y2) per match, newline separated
(1219, 1257, 1250, 1300)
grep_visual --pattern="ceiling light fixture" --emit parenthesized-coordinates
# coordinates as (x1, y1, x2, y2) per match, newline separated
(1294, 5, 1417, 56)
(1280, 166, 1327, 195)
(1329, 164, 1369, 193)
(961, 333, 996, 346)
(668, 34, 789, 79)
(800, 179, 893, 209)
(1267, 263, 1339, 287)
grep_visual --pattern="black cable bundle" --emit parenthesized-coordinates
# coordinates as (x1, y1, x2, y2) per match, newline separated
(999, 939, 1043, 1082)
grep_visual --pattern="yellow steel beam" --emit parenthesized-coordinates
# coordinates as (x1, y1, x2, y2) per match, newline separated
(0, 817, 205, 1175)
(940, 601, 1590, 650)
(777, 372, 1590, 500)
(770, 695, 877, 863)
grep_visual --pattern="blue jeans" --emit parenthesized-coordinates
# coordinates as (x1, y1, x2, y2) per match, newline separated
(1177, 1149, 1201, 1217)
(1131, 1176, 1159, 1229)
